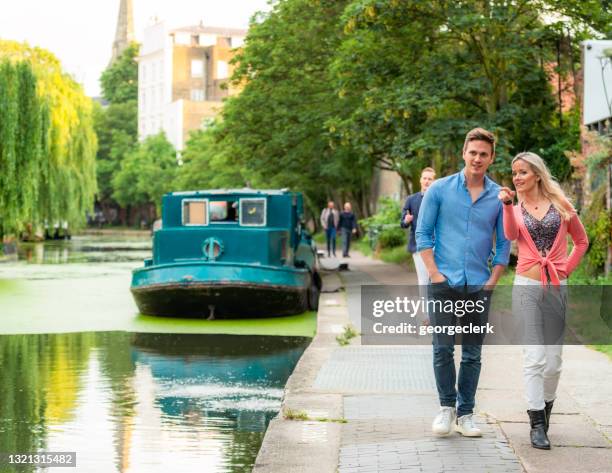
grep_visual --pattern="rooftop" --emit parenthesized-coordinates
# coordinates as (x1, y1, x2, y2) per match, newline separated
(170, 24, 247, 38)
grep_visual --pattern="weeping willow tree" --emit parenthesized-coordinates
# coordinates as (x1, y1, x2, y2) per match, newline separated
(0, 60, 45, 236)
(0, 41, 97, 238)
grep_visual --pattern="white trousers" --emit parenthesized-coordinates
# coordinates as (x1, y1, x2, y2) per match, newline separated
(513, 274, 567, 410)
(412, 252, 429, 286)
(412, 252, 430, 322)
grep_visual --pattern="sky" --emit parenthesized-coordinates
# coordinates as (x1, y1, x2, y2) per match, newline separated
(0, 0, 271, 97)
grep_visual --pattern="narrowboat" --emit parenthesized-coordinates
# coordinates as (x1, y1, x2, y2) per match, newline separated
(130, 189, 321, 318)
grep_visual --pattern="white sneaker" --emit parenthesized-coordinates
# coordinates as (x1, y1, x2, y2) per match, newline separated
(432, 407, 456, 436)
(455, 414, 482, 437)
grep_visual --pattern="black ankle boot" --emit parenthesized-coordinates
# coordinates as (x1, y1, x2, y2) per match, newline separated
(544, 400, 554, 433)
(527, 410, 551, 450)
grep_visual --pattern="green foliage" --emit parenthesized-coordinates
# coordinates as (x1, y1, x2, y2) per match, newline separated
(283, 408, 309, 420)
(215, 0, 374, 217)
(112, 133, 177, 213)
(93, 100, 138, 203)
(377, 227, 406, 249)
(358, 197, 401, 229)
(331, 0, 603, 183)
(336, 324, 358, 346)
(174, 126, 246, 191)
(0, 41, 97, 236)
(95, 43, 140, 214)
(586, 210, 612, 271)
(357, 197, 406, 249)
(0, 60, 45, 235)
(100, 43, 139, 104)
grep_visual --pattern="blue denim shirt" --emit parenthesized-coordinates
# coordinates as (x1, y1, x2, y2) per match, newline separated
(415, 170, 510, 287)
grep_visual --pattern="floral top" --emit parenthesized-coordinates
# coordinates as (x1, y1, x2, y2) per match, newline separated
(521, 203, 561, 256)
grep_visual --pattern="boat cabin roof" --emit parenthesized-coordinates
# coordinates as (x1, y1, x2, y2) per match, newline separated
(170, 188, 290, 197)
(161, 188, 303, 229)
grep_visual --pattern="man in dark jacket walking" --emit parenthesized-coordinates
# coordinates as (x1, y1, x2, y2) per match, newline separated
(401, 167, 436, 285)
(338, 202, 357, 257)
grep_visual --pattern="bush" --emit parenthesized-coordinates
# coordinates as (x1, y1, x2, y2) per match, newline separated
(359, 197, 402, 229)
(580, 186, 611, 276)
(378, 226, 406, 248)
(359, 197, 406, 249)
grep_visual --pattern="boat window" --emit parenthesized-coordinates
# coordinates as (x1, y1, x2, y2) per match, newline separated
(209, 201, 239, 222)
(182, 199, 208, 225)
(240, 198, 266, 226)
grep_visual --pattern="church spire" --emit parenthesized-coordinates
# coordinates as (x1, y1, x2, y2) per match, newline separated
(110, 0, 135, 64)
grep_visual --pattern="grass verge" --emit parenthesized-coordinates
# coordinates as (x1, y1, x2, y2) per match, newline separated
(355, 239, 413, 267)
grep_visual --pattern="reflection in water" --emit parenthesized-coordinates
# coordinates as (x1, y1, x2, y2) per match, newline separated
(0, 332, 309, 472)
(17, 236, 151, 265)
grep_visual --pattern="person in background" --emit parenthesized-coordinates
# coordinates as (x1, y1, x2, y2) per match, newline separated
(401, 167, 436, 285)
(416, 127, 510, 438)
(499, 152, 588, 450)
(320, 200, 339, 257)
(338, 202, 358, 258)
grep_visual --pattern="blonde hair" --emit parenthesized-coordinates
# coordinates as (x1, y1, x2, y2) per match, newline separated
(511, 152, 574, 221)
(421, 167, 436, 176)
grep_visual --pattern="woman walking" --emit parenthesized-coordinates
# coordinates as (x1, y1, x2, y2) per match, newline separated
(498, 152, 588, 450)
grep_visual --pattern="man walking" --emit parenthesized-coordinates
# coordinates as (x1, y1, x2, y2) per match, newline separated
(320, 200, 339, 257)
(401, 167, 436, 285)
(338, 202, 358, 258)
(416, 128, 510, 437)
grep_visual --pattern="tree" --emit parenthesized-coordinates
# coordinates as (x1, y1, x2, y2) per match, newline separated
(216, 0, 375, 218)
(174, 125, 246, 191)
(100, 42, 139, 104)
(0, 41, 97, 236)
(93, 100, 138, 204)
(331, 0, 610, 185)
(94, 42, 140, 222)
(112, 133, 177, 215)
(0, 60, 47, 236)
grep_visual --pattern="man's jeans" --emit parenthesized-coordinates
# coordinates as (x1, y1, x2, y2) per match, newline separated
(341, 227, 352, 256)
(428, 281, 492, 417)
(325, 227, 337, 256)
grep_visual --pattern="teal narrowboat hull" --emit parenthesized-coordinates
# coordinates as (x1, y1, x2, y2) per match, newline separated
(131, 261, 311, 318)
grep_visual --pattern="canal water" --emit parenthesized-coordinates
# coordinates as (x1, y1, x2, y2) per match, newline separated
(0, 235, 313, 472)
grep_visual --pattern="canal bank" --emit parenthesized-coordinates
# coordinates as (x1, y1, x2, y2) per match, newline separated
(254, 251, 612, 473)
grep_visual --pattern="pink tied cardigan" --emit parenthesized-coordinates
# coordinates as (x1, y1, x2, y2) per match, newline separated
(502, 204, 589, 286)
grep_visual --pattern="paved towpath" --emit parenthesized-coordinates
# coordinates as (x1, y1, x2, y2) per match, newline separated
(254, 251, 612, 473)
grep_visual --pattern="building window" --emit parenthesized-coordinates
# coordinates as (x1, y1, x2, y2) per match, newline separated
(191, 59, 204, 78)
(190, 89, 205, 102)
(217, 60, 229, 79)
